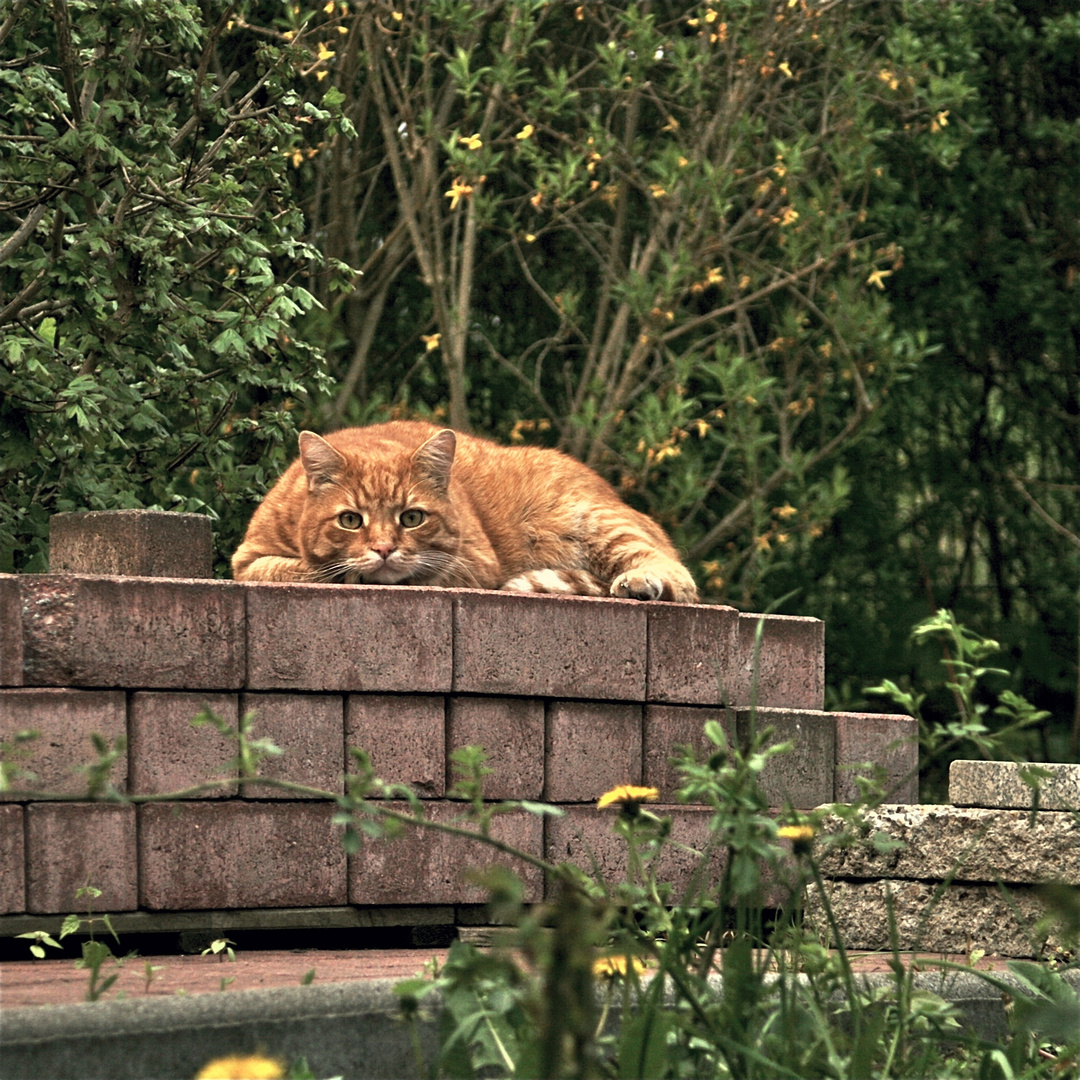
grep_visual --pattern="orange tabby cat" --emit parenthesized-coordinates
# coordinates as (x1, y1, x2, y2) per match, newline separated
(231, 421, 697, 603)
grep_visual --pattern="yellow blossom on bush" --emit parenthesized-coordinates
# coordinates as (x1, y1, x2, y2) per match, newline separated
(445, 178, 474, 209)
(420, 333, 441, 352)
(459, 133, 483, 150)
(593, 954, 648, 978)
(194, 1054, 285, 1080)
(597, 785, 659, 810)
(516, 124, 535, 140)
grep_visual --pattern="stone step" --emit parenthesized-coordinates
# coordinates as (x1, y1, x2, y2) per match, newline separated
(950, 759, 1080, 811)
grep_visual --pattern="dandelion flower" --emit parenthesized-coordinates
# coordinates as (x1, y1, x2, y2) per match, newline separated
(597, 785, 659, 810)
(778, 823, 816, 856)
(593, 954, 648, 979)
(195, 1055, 285, 1080)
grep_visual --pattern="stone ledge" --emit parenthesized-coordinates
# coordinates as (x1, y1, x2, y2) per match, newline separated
(950, 759, 1080, 811)
(3, 967, 1075, 1080)
(817, 804, 1080, 886)
(49, 510, 213, 579)
(806, 879, 1063, 958)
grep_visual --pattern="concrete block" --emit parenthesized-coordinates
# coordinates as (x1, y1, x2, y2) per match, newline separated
(26, 803, 137, 914)
(346, 695, 445, 797)
(834, 712, 918, 804)
(806, 879, 1058, 958)
(646, 604, 739, 705)
(0, 688, 127, 799)
(349, 801, 543, 904)
(1, 804, 25, 913)
(544, 701, 642, 804)
(950, 760, 1080, 811)
(49, 510, 213, 578)
(736, 708, 834, 810)
(643, 704, 735, 802)
(448, 696, 544, 801)
(17, 575, 244, 689)
(129, 692, 238, 798)
(736, 614, 824, 710)
(0, 575, 23, 687)
(139, 802, 346, 910)
(544, 804, 726, 901)
(453, 591, 647, 701)
(240, 693, 345, 798)
(245, 584, 453, 693)
(817, 805, 1080, 886)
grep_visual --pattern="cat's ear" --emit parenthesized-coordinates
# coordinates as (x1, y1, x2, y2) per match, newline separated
(411, 429, 456, 494)
(298, 431, 346, 491)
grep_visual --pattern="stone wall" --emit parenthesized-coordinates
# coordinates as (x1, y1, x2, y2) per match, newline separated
(0, 566, 917, 926)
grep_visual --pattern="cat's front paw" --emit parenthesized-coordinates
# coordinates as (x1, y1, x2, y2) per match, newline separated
(610, 565, 698, 603)
(610, 571, 665, 601)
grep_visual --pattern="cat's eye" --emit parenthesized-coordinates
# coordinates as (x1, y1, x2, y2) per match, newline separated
(399, 509, 426, 529)
(337, 511, 363, 530)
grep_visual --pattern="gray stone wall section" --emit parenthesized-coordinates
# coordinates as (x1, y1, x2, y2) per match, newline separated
(950, 759, 1080, 811)
(49, 510, 213, 578)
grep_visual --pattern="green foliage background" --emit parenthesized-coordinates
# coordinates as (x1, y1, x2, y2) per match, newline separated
(2, 0, 1077, 774)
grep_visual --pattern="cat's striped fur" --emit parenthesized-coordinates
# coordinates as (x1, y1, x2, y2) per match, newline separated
(231, 421, 697, 603)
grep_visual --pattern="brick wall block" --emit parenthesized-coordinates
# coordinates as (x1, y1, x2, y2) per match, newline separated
(647, 604, 739, 705)
(346, 694, 445, 797)
(240, 693, 345, 798)
(545, 701, 643, 804)
(26, 803, 137, 914)
(245, 584, 453, 693)
(643, 704, 735, 802)
(129, 692, 238, 798)
(736, 614, 824, 710)
(736, 708, 835, 809)
(833, 712, 918, 804)
(0, 688, 127, 799)
(0, 575, 23, 687)
(139, 802, 346, 910)
(49, 510, 213, 578)
(448, 696, 544, 801)
(453, 591, 647, 701)
(0, 804, 25, 913)
(17, 575, 244, 689)
(349, 801, 544, 904)
(545, 805, 726, 900)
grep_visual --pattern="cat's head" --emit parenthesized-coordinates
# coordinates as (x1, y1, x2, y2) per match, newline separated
(295, 428, 463, 585)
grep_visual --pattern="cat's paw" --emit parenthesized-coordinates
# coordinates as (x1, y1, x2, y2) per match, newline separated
(609, 570, 665, 601)
(610, 565, 698, 603)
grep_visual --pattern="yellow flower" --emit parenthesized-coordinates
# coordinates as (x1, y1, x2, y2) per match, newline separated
(597, 785, 659, 810)
(445, 178, 474, 210)
(316, 41, 335, 62)
(773, 503, 798, 520)
(777, 206, 799, 227)
(524, 232, 537, 243)
(866, 268, 892, 290)
(593, 954, 648, 979)
(648, 183, 666, 199)
(778, 823, 816, 856)
(930, 109, 950, 133)
(420, 333, 441, 352)
(323, 0, 334, 12)
(459, 133, 483, 151)
(195, 1055, 285, 1080)
(778, 61, 793, 78)
(516, 124, 535, 141)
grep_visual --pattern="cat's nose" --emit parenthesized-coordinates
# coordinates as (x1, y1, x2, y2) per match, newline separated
(370, 542, 396, 560)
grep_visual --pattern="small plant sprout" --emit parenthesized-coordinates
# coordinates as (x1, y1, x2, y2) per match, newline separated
(202, 937, 237, 962)
(16, 930, 62, 959)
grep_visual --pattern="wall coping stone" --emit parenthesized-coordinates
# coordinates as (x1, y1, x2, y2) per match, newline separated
(949, 759, 1080, 811)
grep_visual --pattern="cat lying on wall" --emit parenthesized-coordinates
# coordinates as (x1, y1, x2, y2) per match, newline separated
(232, 421, 698, 603)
